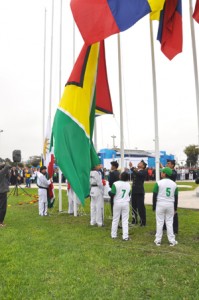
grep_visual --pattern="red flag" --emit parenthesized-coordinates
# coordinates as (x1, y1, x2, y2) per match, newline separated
(96, 41, 113, 115)
(193, 0, 199, 23)
(43, 116, 55, 208)
(157, 0, 182, 60)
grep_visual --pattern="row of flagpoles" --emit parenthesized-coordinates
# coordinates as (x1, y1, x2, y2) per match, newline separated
(42, 0, 199, 208)
(42, 0, 64, 212)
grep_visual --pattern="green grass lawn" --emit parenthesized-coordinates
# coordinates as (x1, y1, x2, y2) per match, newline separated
(0, 188, 199, 300)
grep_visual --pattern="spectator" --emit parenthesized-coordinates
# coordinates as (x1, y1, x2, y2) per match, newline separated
(0, 162, 11, 227)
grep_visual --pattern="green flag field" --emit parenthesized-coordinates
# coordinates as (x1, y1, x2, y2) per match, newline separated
(0, 187, 198, 299)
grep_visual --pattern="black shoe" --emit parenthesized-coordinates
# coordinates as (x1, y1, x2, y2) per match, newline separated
(132, 220, 138, 225)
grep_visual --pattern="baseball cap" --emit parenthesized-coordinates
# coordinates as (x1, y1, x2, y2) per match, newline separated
(161, 167, 172, 177)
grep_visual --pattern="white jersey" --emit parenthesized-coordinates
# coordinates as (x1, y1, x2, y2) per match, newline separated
(154, 178, 177, 204)
(90, 170, 103, 188)
(111, 181, 131, 203)
(37, 171, 51, 188)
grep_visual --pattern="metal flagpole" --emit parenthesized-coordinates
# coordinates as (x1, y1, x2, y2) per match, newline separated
(41, 8, 47, 165)
(117, 34, 125, 171)
(72, 19, 78, 217)
(43, 8, 47, 144)
(94, 123, 97, 150)
(58, 0, 63, 212)
(49, 0, 54, 125)
(149, 19, 160, 181)
(189, 0, 199, 146)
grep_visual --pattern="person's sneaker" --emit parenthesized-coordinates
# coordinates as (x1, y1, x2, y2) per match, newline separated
(154, 241, 161, 246)
(123, 237, 131, 241)
(169, 241, 178, 247)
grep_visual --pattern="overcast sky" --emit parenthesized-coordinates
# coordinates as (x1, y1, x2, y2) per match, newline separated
(0, 0, 199, 164)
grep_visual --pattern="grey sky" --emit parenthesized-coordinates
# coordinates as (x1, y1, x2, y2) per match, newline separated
(0, 0, 199, 165)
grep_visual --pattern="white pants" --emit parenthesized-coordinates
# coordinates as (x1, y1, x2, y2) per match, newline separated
(67, 189, 79, 214)
(155, 202, 176, 243)
(90, 188, 104, 226)
(38, 189, 48, 216)
(68, 188, 74, 214)
(111, 202, 129, 239)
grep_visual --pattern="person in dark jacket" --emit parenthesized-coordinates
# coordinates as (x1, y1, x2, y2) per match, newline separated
(10, 166, 19, 185)
(0, 162, 11, 227)
(129, 160, 147, 226)
(108, 161, 120, 216)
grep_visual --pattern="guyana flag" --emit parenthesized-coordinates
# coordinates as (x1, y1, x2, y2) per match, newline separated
(52, 41, 112, 205)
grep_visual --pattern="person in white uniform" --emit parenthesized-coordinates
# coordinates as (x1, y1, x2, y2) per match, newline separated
(109, 172, 131, 241)
(37, 166, 52, 216)
(90, 165, 104, 227)
(153, 167, 178, 246)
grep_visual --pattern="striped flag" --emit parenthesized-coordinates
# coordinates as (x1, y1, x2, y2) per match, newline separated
(150, 0, 165, 20)
(157, 0, 182, 60)
(193, 0, 199, 23)
(43, 116, 55, 208)
(70, 0, 166, 44)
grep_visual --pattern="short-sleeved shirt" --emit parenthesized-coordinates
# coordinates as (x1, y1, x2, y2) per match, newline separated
(153, 178, 178, 205)
(111, 181, 131, 203)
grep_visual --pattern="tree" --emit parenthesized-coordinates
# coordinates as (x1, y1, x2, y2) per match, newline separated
(184, 144, 199, 167)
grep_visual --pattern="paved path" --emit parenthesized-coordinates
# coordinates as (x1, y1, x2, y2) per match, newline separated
(28, 183, 199, 210)
(145, 190, 199, 210)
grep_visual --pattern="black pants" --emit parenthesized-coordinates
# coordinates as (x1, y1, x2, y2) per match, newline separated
(131, 193, 146, 226)
(0, 192, 7, 223)
(163, 213, 178, 234)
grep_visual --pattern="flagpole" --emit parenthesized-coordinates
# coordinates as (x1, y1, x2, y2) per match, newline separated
(117, 34, 124, 171)
(72, 19, 78, 217)
(43, 8, 47, 144)
(189, 0, 199, 146)
(149, 19, 160, 180)
(49, 0, 54, 125)
(73, 20, 76, 65)
(94, 122, 97, 150)
(58, 0, 63, 212)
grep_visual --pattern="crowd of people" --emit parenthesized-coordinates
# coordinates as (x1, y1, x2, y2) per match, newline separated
(0, 159, 198, 246)
(144, 166, 199, 181)
(87, 159, 179, 246)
